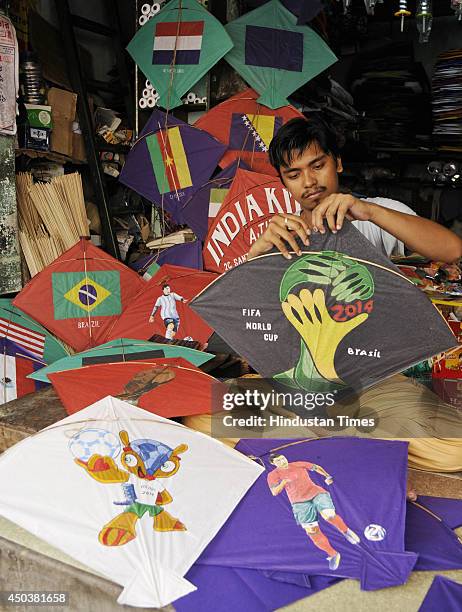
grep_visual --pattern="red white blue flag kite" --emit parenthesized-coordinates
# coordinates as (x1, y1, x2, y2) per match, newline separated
(127, 0, 233, 109)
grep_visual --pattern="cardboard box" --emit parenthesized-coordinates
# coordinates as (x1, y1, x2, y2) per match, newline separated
(48, 87, 86, 162)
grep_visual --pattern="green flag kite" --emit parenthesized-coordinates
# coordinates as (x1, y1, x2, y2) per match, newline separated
(127, 0, 233, 109)
(224, 0, 338, 109)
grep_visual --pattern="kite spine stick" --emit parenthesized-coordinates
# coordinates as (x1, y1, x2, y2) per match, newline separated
(82, 242, 93, 343)
(410, 500, 443, 522)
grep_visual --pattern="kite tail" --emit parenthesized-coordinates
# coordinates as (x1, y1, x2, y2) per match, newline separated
(118, 564, 196, 608)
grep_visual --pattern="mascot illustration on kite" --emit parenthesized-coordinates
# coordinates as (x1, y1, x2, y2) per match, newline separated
(275, 252, 375, 391)
(70, 428, 187, 546)
(267, 452, 360, 571)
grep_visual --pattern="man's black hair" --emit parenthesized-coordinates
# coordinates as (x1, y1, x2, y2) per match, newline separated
(268, 115, 341, 171)
(162, 284, 170, 290)
(269, 452, 285, 464)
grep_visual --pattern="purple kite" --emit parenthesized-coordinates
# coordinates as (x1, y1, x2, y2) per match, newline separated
(131, 242, 204, 278)
(119, 109, 226, 224)
(407, 497, 462, 572)
(177, 566, 338, 612)
(419, 575, 462, 611)
(181, 160, 249, 241)
(197, 437, 417, 590)
(177, 494, 462, 611)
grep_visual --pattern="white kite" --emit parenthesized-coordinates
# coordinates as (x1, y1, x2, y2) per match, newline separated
(0, 396, 263, 607)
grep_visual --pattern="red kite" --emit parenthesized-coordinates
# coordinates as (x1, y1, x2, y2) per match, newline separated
(13, 239, 145, 352)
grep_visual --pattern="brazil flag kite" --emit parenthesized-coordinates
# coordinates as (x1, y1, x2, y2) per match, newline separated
(223, 0, 337, 109)
(13, 239, 145, 353)
(127, 0, 233, 110)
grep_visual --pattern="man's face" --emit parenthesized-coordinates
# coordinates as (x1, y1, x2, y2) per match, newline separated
(272, 455, 289, 469)
(163, 286, 171, 295)
(279, 141, 342, 211)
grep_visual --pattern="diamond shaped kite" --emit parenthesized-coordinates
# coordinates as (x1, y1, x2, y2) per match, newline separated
(119, 109, 226, 224)
(13, 239, 145, 352)
(193, 222, 457, 394)
(202, 168, 301, 274)
(223, 0, 337, 109)
(106, 264, 218, 347)
(194, 88, 304, 175)
(127, 0, 233, 109)
(0, 396, 263, 607)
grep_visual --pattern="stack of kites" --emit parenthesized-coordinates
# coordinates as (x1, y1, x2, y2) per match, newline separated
(121, 0, 338, 234)
(432, 48, 462, 152)
(3, 2, 462, 609)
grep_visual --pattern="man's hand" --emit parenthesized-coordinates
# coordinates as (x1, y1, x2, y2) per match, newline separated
(311, 194, 375, 234)
(325, 476, 334, 486)
(248, 213, 310, 260)
(149, 315, 154, 323)
(270, 478, 290, 495)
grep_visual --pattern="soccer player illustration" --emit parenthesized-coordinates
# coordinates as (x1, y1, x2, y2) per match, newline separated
(149, 284, 187, 340)
(267, 453, 360, 570)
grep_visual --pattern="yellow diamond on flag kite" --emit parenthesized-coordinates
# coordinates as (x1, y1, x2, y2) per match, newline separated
(64, 277, 111, 313)
(247, 114, 276, 149)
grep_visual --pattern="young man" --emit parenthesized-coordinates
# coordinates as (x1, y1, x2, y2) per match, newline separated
(149, 284, 187, 340)
(248, 116, 462, 263)
(267, 452, 360, 571)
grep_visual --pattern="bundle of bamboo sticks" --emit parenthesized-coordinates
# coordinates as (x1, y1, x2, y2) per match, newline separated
(16, 172, 89, 276)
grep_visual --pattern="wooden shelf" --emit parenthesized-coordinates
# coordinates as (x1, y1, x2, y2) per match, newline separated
(15, 148, 86, 165)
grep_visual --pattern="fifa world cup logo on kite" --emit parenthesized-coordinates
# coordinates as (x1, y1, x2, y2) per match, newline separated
(276, 252, 375, 391)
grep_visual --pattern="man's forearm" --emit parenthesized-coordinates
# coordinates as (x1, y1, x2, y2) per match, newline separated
(367, 202, 462, 263)
(312, 464, 330, 479)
